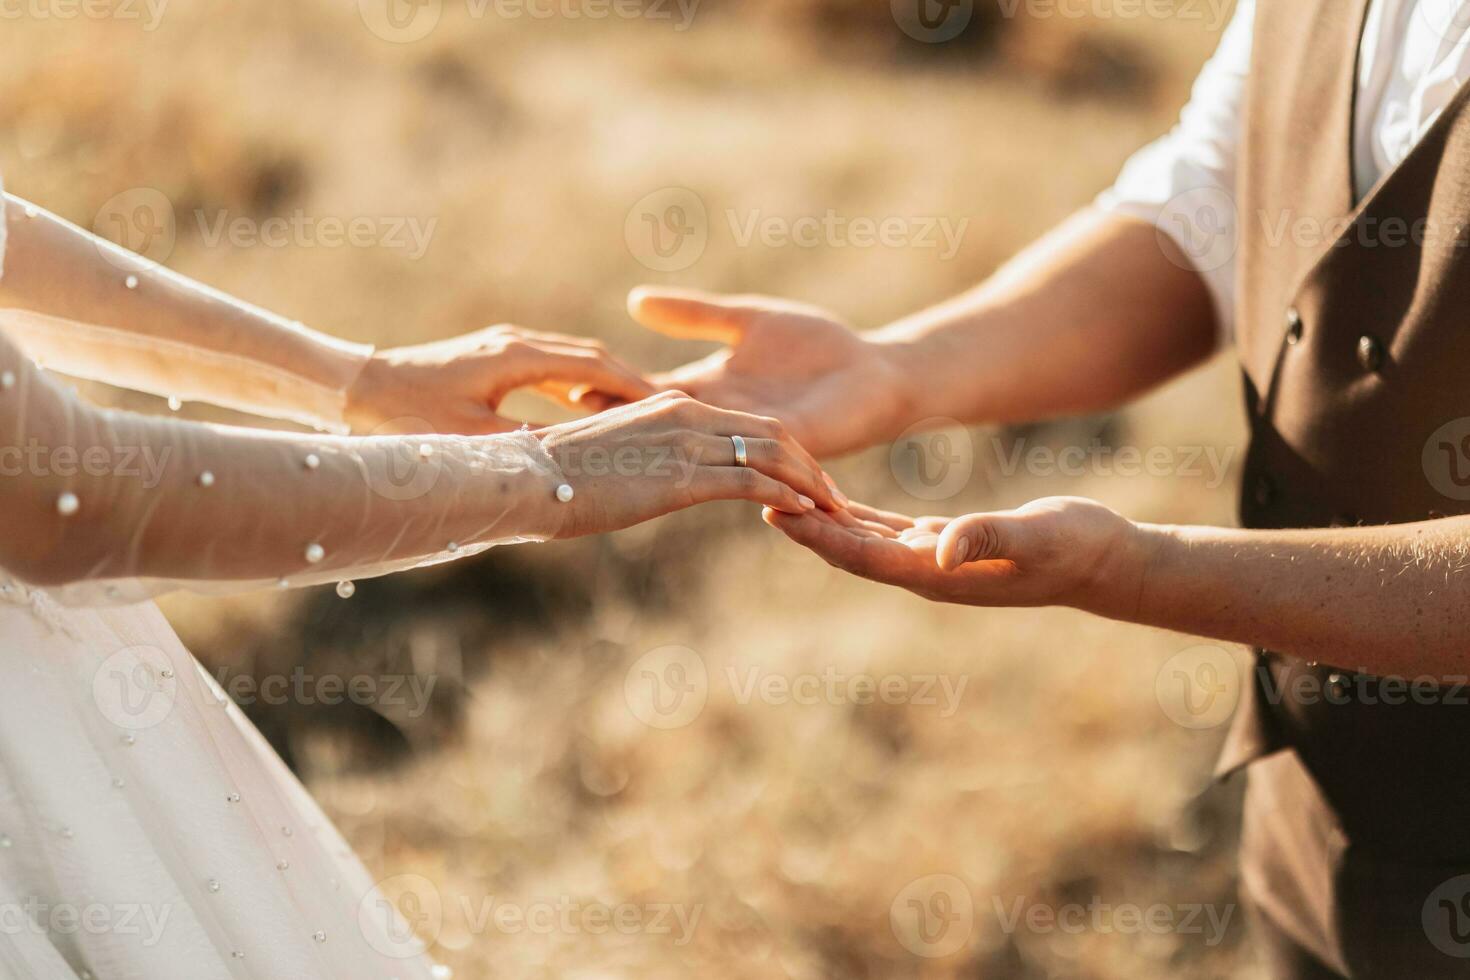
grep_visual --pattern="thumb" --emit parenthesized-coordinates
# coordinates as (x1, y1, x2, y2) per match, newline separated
(935, 511, 1028, 572)
(627, 285, 774, 345)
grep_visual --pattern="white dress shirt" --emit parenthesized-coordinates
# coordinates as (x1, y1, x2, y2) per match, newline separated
(1098, 0, 1470, 340)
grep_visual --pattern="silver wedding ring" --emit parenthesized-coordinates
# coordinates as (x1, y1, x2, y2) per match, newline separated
(730, 434, 748, 468)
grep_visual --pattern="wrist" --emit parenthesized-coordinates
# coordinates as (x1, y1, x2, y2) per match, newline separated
(1074, 517, 1172, 621)
(857, 334, 929, 440)
(341, 352, 399, 432)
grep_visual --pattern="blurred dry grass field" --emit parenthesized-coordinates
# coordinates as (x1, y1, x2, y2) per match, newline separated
(0, 1, 1259, 976)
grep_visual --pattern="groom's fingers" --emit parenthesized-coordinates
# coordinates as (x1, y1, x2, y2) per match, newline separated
(935, 512, 1025, 572)
(627, 286, 754, 344)
(844, 501, 916, 532)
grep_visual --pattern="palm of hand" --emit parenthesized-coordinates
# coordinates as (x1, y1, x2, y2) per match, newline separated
(630, 289, 909, 458)
(764, 497, 1139, 612)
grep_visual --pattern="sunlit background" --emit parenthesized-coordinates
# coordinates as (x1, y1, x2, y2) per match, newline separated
(0, 0, 1259, 975)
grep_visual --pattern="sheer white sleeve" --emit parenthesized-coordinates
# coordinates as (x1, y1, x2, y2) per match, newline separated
(0, 319, 568, 607)
(1, 196, 374, 434)
(1094, 0, 1255, 344)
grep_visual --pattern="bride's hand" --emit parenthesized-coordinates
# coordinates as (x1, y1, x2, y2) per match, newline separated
(343, 324, 656, 434)
(537, 391, 847, 539)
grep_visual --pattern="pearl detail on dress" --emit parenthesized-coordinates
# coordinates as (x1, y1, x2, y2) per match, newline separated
(446, 541, 459, 553)
(22, 204, 37, 219)
(56, 492, 80, 516)
(282, 826, 293, 837)
(167, 396, 182, 411)
(305, 543, 325, 564)
(207, 878, 221, 893)
(125, 274, 140, 290)
(0, 834, 12, 848)
(0, 370, 13, 389)
(336, 580, 355, 598)
(418, 443, 433, 459)
(198, 470, 215, 488)
(313, 930, 326, 943)
(277, 577, 290, 589)
(121, 734, 136, 746)
(304, 453, 321, 470)
(276, 859, 290, 871)
(160, 668, 175, 679)
(556, 483, 575, 503)
(112, 777, 125, 788)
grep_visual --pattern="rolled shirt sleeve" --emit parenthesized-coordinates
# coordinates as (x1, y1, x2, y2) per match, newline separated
(1095, 0, 1255, 344)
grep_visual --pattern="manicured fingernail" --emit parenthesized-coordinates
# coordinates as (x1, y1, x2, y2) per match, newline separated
(798, 495, 816, 510)
(954, 536, 970, 565)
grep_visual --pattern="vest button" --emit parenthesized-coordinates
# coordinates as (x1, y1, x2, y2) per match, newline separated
(1356, 334, 1384, 372)
(1285, 308, 1303, 344)
(1252, 475, 1276, 507)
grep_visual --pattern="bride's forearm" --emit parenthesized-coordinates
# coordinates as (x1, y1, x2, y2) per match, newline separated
(1127, 518, 1470, 680)
(0, 194, 374, 431)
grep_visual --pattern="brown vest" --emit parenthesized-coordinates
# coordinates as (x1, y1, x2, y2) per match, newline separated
(1224, 0, 1470, 864)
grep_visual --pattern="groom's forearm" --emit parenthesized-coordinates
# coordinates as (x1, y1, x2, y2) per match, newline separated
(868, 209, 1219, 429)
(1120, 518, 1470, 681)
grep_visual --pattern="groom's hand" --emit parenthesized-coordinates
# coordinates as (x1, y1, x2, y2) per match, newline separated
(623, 287, 915, 459)
(764, 496, 1147, 616)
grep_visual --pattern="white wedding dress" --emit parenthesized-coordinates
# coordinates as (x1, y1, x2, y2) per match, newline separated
(0, 184, 570, 978)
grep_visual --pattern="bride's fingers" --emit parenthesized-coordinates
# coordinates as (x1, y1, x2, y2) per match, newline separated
(688, 466, 815, 514)
(517, 346, 656, 405)
(688, 403, 845, 508)
(684, 432, 838, 512)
